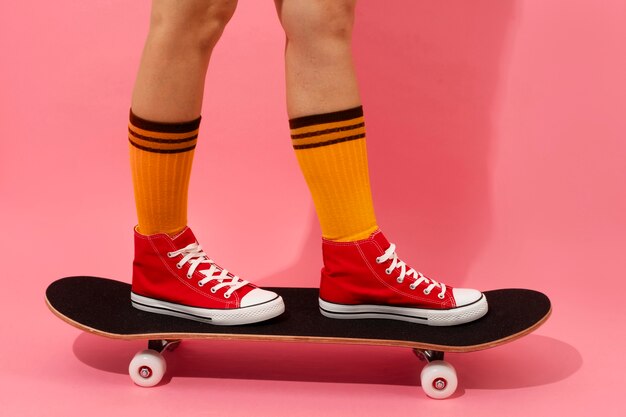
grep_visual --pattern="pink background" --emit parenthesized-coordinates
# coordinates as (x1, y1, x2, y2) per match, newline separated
(2, 0, 625, 415)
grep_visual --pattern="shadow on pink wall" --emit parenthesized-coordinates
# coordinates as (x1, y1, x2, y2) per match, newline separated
(268, 1, 519, 288)
(71, 332, 581, 389)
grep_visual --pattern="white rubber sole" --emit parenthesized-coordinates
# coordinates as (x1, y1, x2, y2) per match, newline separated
(319, 294, 488, 326)
(131, 292, 285, 326)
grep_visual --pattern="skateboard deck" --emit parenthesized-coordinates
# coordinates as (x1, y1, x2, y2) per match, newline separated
(46, 276, 551, 398)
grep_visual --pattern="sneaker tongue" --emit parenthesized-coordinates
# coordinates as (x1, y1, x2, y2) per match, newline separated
(169, 228, 236, 279)
(170, 227, 198, 248)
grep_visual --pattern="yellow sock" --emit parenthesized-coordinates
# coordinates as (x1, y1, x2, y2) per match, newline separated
(128, 110, 200, 236)
(290, 106, 378, 242)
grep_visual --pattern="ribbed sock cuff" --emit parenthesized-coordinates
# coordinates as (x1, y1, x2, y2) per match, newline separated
(128, 110, 201, 154)
(289, 106, 365, 150)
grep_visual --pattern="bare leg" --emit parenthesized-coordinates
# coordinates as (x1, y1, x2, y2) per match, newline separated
(274, 0, 360, 118)
(275, 1, 489, 327)
(131, 0, 238, 121)
(128, 0, 286, 325)
(129, 0, 238, 235)
(275, 0, 376, 242)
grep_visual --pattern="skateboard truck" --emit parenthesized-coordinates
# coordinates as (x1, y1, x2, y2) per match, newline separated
(148, 339, 181, 353)
(413, 348, 444, 362)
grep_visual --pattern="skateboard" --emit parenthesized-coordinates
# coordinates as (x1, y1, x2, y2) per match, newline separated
(45, 276, 551, 399)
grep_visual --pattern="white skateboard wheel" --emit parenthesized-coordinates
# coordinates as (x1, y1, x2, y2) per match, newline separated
(128, 349, 166, 387)
(420, 360, 458, 399)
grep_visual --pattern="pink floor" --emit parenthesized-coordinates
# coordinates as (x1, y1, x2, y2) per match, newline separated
(2, 1, 625, 416)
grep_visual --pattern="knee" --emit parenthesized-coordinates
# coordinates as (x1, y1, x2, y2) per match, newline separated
(148, 0, 238, 53)
(280, 0, 356, 45)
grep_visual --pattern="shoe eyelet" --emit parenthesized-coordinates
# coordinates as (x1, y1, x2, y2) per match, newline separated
(423, 289, 431, 295)
(186, 274, 192, 279)
(396, 277, 403, 284)
(438, 293, 445, 299)
(375, 257, 382, 264)
(223, 293, 231, 299)
(176, 263, 183, 269)
(198, 282, 204, 287)
(386, 268, 392, 275)
(210, 288, 217, 294)
(167, 252, 174, 258)
(409, 285, 417, 290)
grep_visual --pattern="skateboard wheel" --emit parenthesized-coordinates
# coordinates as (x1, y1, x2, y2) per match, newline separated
(420, 360, 458, 399)
(128, 349, 166, 387)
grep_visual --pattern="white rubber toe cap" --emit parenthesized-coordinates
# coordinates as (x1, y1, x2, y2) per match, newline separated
(452, 288, 483, 307)
(240, 288, 280, 307)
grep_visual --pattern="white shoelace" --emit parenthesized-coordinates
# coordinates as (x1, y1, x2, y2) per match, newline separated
(375, 243, 447, 299)
(167, 243, 249, 299)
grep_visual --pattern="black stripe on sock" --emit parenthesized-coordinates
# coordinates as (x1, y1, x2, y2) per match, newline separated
(292, 133, 365, 150)
(129, 109, 201, 133)
(289, 106, 363, 130)
(129, 139, 197, 154)
(128, 128, 198, 144)
(291, 122, 365, 140)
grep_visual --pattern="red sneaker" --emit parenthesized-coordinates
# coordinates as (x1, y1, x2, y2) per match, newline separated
(131, 227, 285, 325)
(319, 230, 488, 326)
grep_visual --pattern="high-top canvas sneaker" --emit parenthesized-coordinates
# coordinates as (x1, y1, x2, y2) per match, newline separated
(319, 230, 488, 326)
(131, 227, 285, 325)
